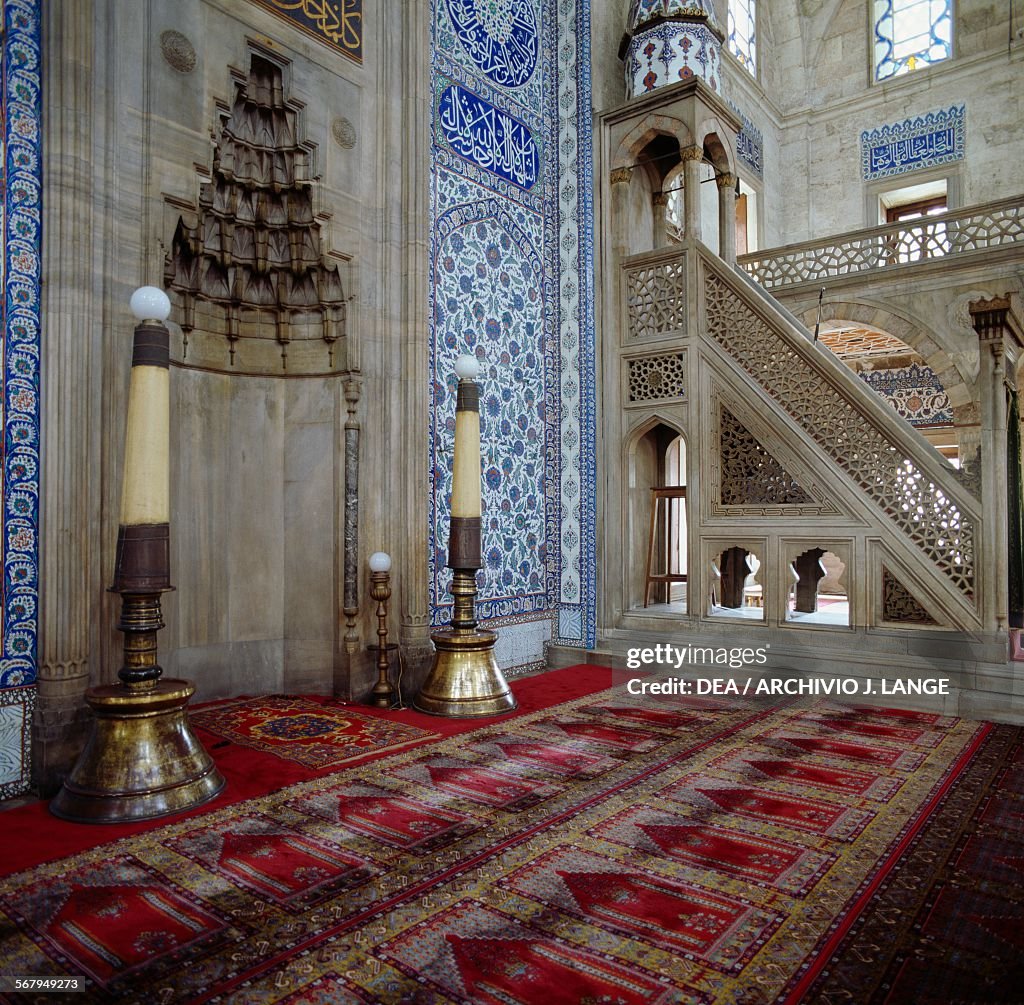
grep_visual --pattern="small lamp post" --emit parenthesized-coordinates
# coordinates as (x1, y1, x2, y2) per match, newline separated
(368, 551, 394, 708)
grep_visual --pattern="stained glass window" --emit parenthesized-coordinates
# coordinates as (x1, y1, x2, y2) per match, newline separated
(874, 0, 952, 81)
(728, 0, 757, 76)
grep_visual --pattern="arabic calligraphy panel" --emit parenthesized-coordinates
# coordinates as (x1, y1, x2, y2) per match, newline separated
(437, 84, 540, 190)
(248, 0, 362, 63)
(444, 0, 538, 88)
(860, 105, 965, 181)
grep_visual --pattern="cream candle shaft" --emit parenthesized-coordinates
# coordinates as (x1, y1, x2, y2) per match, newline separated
(451, 409, 481, 518)
(119, 365, 170, 525)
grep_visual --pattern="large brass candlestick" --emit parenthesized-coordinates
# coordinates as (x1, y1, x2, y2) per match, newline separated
(414, 355, 517, 717)
(51, 287, 225, 823)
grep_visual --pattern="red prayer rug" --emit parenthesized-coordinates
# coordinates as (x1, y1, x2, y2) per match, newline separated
(189, 694, 438, 768)
(0, 684, 1016, 1003)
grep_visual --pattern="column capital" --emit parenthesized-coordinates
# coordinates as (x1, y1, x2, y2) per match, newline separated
(609, 166, 632, 185)
(969, 295, 1024, 356)
(715, 172, 737, 191)
(652, 190, 668, 207)
(679, 145, 704, 163)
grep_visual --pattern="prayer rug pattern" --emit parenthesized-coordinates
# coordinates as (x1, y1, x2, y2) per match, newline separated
(189, 695, 437, 768)
(0, 691, 1000, 1003)
(800, 723, 1024, 1004)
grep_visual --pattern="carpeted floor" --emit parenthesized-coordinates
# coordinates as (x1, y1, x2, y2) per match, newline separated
(0, 668, 1021, 1003)
(189, 695, 439, 769)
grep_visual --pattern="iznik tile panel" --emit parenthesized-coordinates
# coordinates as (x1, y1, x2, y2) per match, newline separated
(1, 0, 42, 798)
(861, 105, 965, 181)
(429, 0, 595, 649)
(729, 101, 763, 179)
(859, 363, 952, 427)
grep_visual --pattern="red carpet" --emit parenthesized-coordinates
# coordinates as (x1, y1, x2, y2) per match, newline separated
(0, 667, 1020, 1003)
(189, 694, 438, 768)
(0, 664, 613, 876)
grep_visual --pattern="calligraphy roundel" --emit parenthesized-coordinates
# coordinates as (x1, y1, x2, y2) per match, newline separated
(445, 0, 539, 88)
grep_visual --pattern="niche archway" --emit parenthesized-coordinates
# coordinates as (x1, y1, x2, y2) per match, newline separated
(625, 419, 688, 612)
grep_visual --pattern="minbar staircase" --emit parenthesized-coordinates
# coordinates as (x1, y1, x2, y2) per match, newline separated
(596, 239, 1024, 719)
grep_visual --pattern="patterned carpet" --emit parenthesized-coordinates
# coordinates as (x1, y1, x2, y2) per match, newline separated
(190, 695, 438, 769)
(0, 683, 1018, 1004)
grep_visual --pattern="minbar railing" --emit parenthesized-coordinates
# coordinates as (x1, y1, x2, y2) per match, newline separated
(739, 195, 1024, 292)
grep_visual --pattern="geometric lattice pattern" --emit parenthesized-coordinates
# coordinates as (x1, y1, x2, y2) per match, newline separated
(740, 197, 1023, 291)
(627, 353, 686, 403)
(882, 566, 938, 624)
(705, 272, 975, 598)
(720, 408, 813, 505)
(625, 257, 686, 340)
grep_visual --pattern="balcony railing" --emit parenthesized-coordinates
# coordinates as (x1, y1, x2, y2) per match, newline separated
(739, 196, 1024, 292)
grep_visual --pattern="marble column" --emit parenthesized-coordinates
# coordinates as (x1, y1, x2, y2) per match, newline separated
(390, 2, 434, 690)
(342, 376, 361, 660)
(970, 296, 1024, 634)
(681, 146, 703, 244)
(34, 0, 99, 792)
(716, 172, 737, 264)
(609, 167, 632, 258)
(652, 190, 670, 248)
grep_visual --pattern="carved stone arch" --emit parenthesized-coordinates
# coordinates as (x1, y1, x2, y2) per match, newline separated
(697, 121, 735, 176)
(612, 114, 695, 172)
(801, 297, 970, 408)
(623, 411, 687, 458)
(622, 413, 689, 611)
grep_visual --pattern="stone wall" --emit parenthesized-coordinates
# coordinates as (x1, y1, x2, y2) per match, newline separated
(33, 0, 428, 790)
(591, 1, 1024, 249)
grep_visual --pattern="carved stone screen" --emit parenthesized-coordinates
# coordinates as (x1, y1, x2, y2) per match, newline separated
(705, 271, 975, 598)
(719, 408, 813, 505)
(627, 353, 686, 403)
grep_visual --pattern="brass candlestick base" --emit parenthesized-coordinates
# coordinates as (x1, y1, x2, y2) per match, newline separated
(50, 679, 225, 823)
(415, 626, 517, 717)
(51, 584, 224, 823)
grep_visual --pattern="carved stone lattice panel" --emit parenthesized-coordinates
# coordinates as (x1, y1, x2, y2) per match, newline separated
(740, 198, 1024, 291)
(627, 352, 686, 403)
(704, 272, 975, 597)
(625, 257, 686, 340)
(165, 54, 347, 376)
(882, 566, 938, 624)
(720, 407, 813, 505)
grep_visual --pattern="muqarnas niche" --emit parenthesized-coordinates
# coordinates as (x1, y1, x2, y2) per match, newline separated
(165, 54, 348, 377)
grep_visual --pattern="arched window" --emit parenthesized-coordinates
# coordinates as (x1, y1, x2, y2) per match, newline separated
(873, 0, 952, 81)
(728, 0, 757, 76)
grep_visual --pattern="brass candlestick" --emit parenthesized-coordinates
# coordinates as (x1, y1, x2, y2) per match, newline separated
(51, 287, 224, 823)
(415, 355, 516, 717)
(368, 551, 395, 708)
